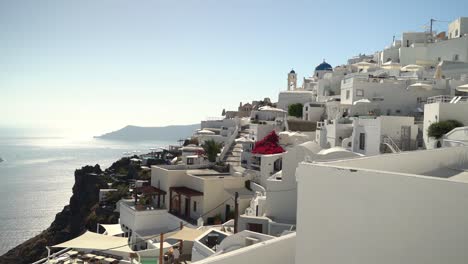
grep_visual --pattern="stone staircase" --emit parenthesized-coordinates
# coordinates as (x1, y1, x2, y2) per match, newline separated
(223, 128, 250, 167)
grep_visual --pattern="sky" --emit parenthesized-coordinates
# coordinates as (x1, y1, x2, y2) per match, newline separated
(1, 0, 468, 137)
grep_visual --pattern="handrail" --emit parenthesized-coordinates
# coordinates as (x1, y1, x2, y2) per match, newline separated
(32, 248, 72, 264)
(382, 136, 401, 153)
(442, 139, 468, 146)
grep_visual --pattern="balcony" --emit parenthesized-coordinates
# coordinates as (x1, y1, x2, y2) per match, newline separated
(426, 95, 468, 104)
(120, 200, 166, 212)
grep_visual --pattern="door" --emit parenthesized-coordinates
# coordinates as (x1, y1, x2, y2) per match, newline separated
(225, 204, 231, 222)
(184, 198, 190, 218)
(401, 126, 411, 151)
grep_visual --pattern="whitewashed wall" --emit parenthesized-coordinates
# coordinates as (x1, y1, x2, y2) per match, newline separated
(296, 161, 468, 264)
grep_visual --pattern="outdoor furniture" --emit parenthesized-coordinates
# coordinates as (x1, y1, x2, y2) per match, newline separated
(82, 253, 96, 261)
(67, 250, 79, 256)
(94, 255, 105, 263)
(103, 257, 117, 263)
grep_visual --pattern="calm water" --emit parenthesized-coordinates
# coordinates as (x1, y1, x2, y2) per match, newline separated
(0, 137, 173, 255)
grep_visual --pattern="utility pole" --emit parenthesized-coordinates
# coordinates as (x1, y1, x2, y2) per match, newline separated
(234, 192, 239, 234)
(179, 222, 184, 254)
(430, 18, 435, 36)
(159, 233, 164, 264)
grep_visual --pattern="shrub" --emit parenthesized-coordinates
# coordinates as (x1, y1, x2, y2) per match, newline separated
(288, 103, 303, 118)
(428, 120, 463, 139)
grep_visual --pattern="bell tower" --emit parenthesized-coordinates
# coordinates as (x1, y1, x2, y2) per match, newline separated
(287, 69, 297, 90)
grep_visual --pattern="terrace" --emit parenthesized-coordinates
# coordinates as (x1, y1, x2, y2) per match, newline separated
(313, 146, 468, 181)
(426, 95, 468, 104)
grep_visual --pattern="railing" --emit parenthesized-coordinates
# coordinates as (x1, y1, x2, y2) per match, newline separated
(382, 136, 401, 153)
(205, 116, 225, 121)
(32, 248, 72, 264)
(426, 95, 468, 104)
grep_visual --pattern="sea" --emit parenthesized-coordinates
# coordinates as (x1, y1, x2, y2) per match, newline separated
(0, 136, 174, 255)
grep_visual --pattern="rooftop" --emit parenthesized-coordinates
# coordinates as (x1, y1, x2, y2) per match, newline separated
(312, 146, 468, 181)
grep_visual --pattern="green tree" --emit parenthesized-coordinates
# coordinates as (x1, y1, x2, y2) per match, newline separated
(428, 120, 463, 139)
(288, 103, 303, 118)
(202, 139, 223, 162)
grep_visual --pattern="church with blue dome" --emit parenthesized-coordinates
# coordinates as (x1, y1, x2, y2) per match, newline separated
(314, 60, 333, 79)
(315, 60, 333, 71)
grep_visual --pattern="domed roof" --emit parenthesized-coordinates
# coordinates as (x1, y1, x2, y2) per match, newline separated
(315, 60, 333, 71)
(289, 69, 296, 74)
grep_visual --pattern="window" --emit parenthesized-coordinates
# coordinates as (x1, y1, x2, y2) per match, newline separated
(356, 89, 364, 97)
(346, 90, 350, 99)
(437, 57, 441, 62)
(305, 106, 308, 111)
(187, 158, 194, 165)
(359, 133, 366, 150)
(247, 223, 263, 233)
(193, 201, 197, 212)
(455, 29, 459, 37)
(453, 54, 459, 61)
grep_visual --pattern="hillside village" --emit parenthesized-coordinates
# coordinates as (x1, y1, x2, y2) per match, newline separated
(35, 17, 468, 264)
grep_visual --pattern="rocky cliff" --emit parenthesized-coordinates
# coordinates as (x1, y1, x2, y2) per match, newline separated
(0, 165, 119, 264)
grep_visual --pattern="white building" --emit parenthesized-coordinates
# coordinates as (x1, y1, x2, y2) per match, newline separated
(348, 116, 419, 155)
(377, 17, 468, 66)
(340, 75, 448, 117)
(423, 95, 468, 148)
(296, 146, 468, 264)
(302, 102, 324, 123)
(191, 232, 295, 264)
(248, 106, 287, 142)
(276, 90, 314, 112)
(240, 140, 360, 236)
(151, 165, 253, 224)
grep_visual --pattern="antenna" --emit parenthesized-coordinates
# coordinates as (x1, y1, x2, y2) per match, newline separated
(429, 18, 450, 35)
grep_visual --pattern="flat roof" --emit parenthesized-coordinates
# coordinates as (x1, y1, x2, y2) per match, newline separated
(311, 147, 468, 181)
(187, 169, 232, 178)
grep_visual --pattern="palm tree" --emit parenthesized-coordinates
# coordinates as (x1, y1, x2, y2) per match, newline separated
(202, 140, 223, 162)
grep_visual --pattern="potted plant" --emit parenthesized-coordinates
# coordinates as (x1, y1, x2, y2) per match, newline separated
(214, 213, 223, 225)
(136, 196, 147, 211)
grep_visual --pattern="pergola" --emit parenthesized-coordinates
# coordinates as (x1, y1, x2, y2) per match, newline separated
(169, 186, 203, 220)
(135, 186, 167, 208)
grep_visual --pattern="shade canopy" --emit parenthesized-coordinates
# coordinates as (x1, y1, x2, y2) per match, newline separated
(456, 84, 468, 93)
(401, 64, 424, 71)
(409, 83, 432, 90)
(52, 231, 133, 253)
(100, 224, 124, 237)
(353, 99, 371, 105)
(197, 129, 216, 135)
(258, 106, 287, 113)
(235, 137, 254, 143)
(167, 228, 205, 242)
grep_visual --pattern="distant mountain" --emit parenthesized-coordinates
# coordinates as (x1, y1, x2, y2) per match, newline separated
(95, 124, 199, 141)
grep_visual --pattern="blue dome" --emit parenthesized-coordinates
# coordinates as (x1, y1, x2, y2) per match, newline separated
(315, 61, 333, 71)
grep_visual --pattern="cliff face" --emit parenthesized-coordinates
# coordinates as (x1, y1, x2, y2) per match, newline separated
(0, 165, 119, 264)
